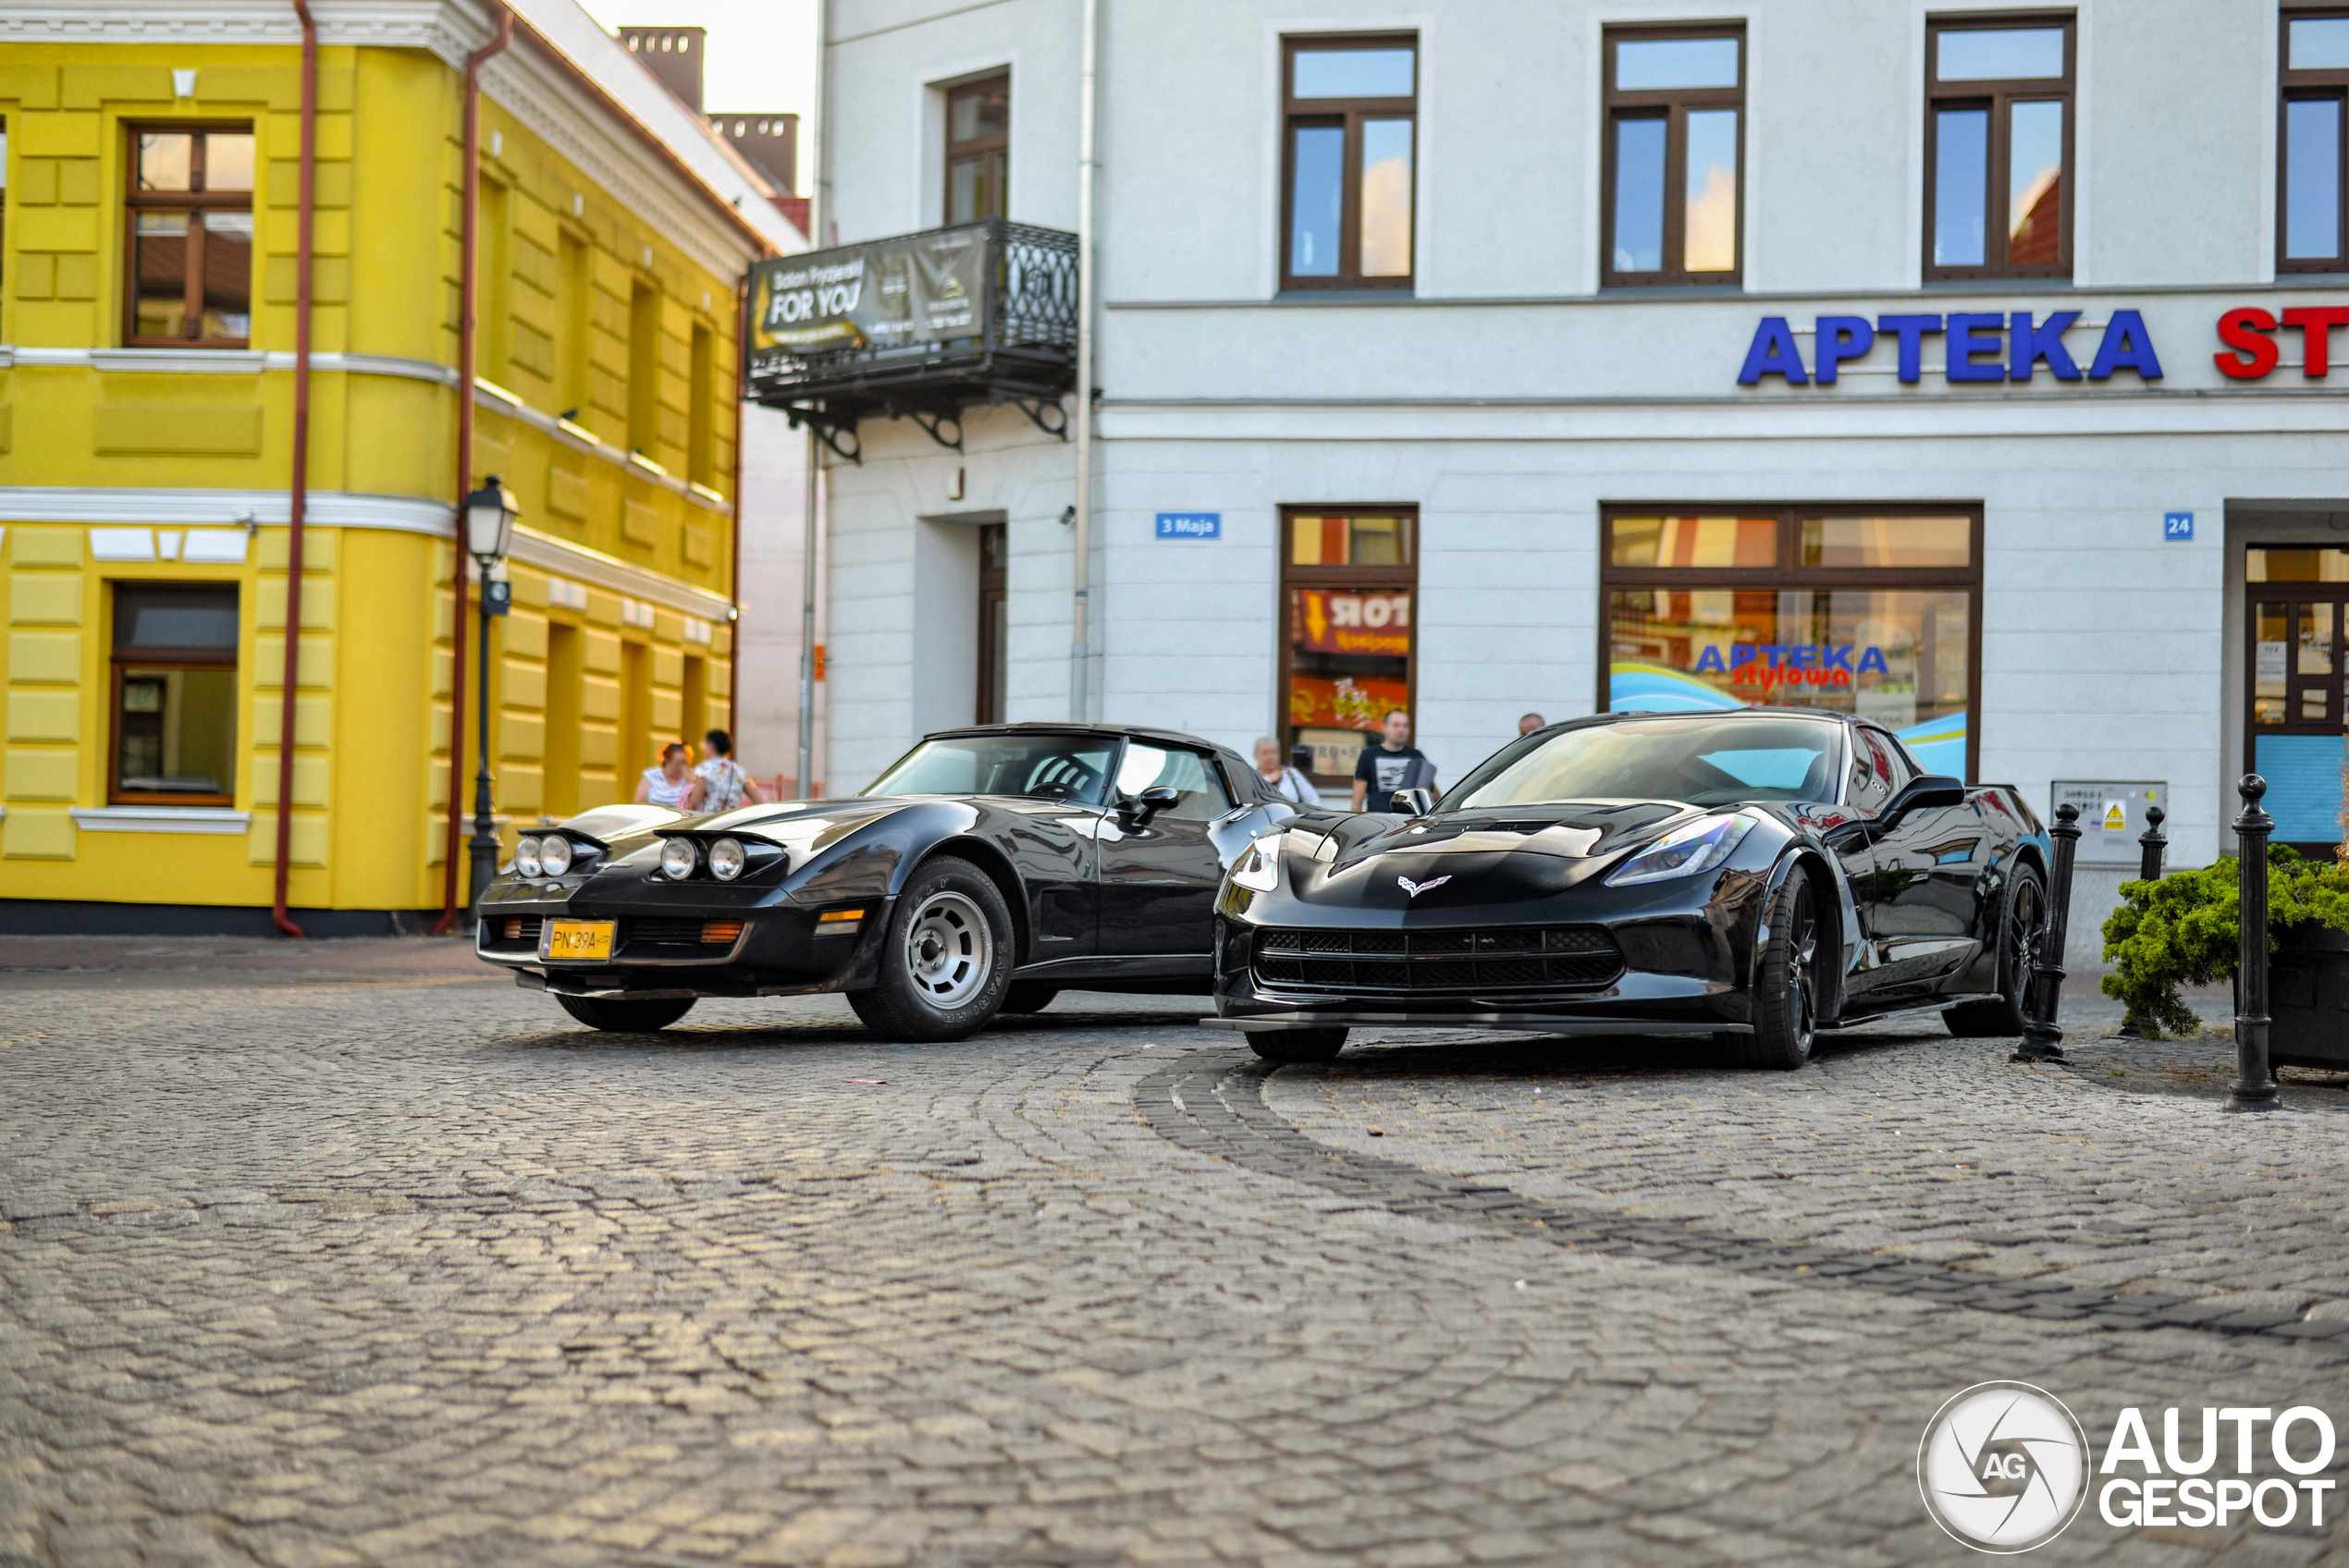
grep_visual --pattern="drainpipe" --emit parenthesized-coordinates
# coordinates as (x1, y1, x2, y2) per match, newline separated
(729, 272, 745, 761)
(272, 0, 318, 938)
(435, 0, 514, 934)
(1068, 0, 1098, 721)
(795, 0, 828, 798)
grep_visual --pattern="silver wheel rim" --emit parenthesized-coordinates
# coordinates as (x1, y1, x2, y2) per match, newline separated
(903, 889, 993, 1008)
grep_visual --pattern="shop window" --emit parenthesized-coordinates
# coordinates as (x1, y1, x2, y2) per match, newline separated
(2281, 9, 2349, 271)
(111, 583, 239, 805)
(2246, 545, 2349, 850)
(946, 73, 1008, 223)
(1281, 508, 1416, 785)
(1602, 26, 1743, 287)
(124, 125, 255, 347)
(977, 522, 1008, 724)
(1281, 34, 1416, 291)
(1924, 15, 2072, 281)
(1602, 508, 1982, 780)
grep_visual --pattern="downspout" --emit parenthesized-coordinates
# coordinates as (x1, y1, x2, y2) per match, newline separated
(1068, 0, 1098, 721)
(435, 0, 514, 934)
(795, 0, 829, 798)
(272, 0, 319, 937)
(729, 272, 745, 759)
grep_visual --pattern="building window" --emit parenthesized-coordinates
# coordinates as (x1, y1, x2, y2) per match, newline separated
(945, 73, 1008, 223)
(2245, 545, 2349, 851)
(124, 125, 255, 347)
(627, 280, 659, 458)
(1602, 508, 1982, 780)
(977, 521, 1008, 724)
(1602, 26, 1744, 287)
(1924, 15, 2072, 281)
(1281, 34, 1416, 291)
(111, 583, 240, 805)
(2282, 10, 2349, 271)
(1281, 508, 1417, 785)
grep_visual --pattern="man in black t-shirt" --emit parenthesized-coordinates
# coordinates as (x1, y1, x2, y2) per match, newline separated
(1352, 708, 1437, 811)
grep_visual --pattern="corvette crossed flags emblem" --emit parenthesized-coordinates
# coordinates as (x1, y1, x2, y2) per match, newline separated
(1396, 875, 1451, 898)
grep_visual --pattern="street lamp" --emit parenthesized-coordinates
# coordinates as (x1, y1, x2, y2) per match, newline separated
(463, 475, 520, 925)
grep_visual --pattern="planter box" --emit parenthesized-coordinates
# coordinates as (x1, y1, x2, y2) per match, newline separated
(2272, 922, 2349, 1071)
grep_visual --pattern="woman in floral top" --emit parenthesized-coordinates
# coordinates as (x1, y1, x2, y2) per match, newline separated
(692, 729, 765, 814)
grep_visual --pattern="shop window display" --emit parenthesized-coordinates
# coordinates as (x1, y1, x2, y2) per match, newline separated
(1604, 509, 1980, 780)
(2246, 544, 2349, 849)
(1281, 509, 1416, 785)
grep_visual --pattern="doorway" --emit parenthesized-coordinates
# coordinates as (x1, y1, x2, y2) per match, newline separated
(977, 522, 1007, 723)
(2245, 544, 2349, 853)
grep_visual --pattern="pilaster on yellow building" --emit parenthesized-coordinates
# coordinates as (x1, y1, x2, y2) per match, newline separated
(0, 0, 802, 931)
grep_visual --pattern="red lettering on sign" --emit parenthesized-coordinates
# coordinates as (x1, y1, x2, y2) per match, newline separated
(2215, 307, 2280, 379)
(2282, 306, 2349, 377)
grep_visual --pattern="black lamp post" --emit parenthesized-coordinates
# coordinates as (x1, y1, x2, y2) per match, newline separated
(462, 475, 520, 925)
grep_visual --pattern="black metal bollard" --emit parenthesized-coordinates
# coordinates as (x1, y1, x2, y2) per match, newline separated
(2116, 803, 2171, 1038)
(2226, 775, 2281, 1112)
(2016, 802, 2082, 1062)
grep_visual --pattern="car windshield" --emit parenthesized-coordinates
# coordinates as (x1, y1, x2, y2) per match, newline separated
(1443, 717, 1844, 810)
(864, 734, 1117, 804)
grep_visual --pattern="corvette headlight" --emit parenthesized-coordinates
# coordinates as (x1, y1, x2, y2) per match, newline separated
(514, 835, 542, 877)
(707, 836, 746, 881)
(658, 838, 700, 880)
(537, 835, 573, 876)
(1231, 834, 1283, 892)
(1605, 813, 1757, 887)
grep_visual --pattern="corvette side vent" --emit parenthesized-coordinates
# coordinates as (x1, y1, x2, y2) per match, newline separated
(1254, 925, 1622, 994)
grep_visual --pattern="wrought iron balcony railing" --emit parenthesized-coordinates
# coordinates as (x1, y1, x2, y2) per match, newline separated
(741, 219, 1077, 459)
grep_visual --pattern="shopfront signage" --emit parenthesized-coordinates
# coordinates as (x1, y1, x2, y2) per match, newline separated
(1295, 589, 1410, 656)
(744, 225, 989, 375)
(1153, 511, 1221, 539)
(2214, 306, 2349, 378)
(1738, 311, 2164, 385)
(1691, 642, 1891, 695)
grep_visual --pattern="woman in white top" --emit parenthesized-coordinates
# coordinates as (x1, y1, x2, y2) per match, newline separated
(1253, 737, 1320, 805)
(635, 742, 697, 810)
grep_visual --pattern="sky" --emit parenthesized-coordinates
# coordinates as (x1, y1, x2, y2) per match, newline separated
(577, 0, 820, 124)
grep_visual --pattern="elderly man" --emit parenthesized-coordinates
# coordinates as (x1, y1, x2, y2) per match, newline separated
(1252, 737, 1318, 804)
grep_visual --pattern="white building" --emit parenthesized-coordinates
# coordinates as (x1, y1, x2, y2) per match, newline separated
(790, 0, 2349, 961)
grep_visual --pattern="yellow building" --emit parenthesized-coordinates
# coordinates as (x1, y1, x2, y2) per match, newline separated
(0, 1, 802, 931)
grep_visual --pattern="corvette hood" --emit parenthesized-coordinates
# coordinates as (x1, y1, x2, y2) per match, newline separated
(1290, 800, 1703, 910)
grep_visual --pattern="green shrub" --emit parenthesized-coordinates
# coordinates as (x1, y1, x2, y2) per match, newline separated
(2100, 845, 2349, 1037)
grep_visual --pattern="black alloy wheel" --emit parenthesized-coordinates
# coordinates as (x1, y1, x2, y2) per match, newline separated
(847, 855, 1015, 1042)
(1246, 1026, 1349, 1064)
(1943, 863, 2048, 1038)
(555, 995, 697, 1033)
(1729, 866, 1819, 1070)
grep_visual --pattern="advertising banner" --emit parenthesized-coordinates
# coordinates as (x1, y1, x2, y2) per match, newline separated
(745, 226, 990, 379)
(1293, 589, 1411, 658)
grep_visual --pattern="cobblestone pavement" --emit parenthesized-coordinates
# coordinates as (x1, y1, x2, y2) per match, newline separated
(3, 948, 2346, 1568)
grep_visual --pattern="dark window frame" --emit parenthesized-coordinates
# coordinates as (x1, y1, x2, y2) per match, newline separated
(1922, 12, 2075, 282)
(1598, 503, 1986, 783)
(2281, 7, 2349, 273)
(944, 71, 1010, 225)
(108, 580, 240, 808)
(122, 121, 255, 349)
(1279, 31, 1419, 293)
(977, 521, 1008, 725)
(1278, 504, 1420, 787)
(1600, 21, 1747, 288)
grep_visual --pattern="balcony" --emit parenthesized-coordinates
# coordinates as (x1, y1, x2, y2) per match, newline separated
(741, 219, 1077, 459)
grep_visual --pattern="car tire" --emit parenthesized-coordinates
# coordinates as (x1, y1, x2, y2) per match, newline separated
(999, 982, 1061, 1014)
(555, 995, 696, 1033)
(1246, 1026, 1348, 1063)
(847, 856, 1015, 1042)
(1729, 866, 1820, 1071)
(1943, 862, 2048, 1038)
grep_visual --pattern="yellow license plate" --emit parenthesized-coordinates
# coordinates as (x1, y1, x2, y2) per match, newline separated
(543, 919, 615, 962)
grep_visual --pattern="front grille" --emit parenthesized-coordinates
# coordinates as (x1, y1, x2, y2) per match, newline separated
(1254, 925, 1622, 994)
(485, 916, 543, 953)
(622, 917, 746, 954)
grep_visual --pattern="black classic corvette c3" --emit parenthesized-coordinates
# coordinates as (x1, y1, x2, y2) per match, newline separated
(1207, 708, 2053, 1071)
(476, 724, 1298, 1038)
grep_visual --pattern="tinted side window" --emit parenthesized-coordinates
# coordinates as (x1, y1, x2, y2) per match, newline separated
(1117, 745, 1232, 821)
(1849, 727, 1909, 812)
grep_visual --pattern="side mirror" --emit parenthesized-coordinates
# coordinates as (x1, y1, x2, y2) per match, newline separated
(1388, 787, 1436, 818)
(1121, 784, 1181, 828)
(1884, 774, 1966, 822)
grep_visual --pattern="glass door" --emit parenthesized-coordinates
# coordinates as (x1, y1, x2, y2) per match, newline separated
(2246, 545, 2349, 852)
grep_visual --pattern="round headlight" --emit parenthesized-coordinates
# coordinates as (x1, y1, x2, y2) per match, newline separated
(708, 837, 746, 881)
(538, 835, 573, 876)
(658, 838, 700, 880)
(514, 835, 542, 877)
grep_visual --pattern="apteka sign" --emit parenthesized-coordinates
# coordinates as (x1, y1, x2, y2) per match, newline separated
(1739, 305, 2349, 386)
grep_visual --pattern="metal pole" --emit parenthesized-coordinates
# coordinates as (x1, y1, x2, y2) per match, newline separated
(2227, 774, 2281, 1112)
(796, 0, 828, 799)
(468, 587, 498, 925)
(2015, 802, 2080, 1062)
(1069, 0, 1098, 721)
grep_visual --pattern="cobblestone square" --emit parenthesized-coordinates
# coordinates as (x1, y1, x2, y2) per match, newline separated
(4, 938, 2346, 1566)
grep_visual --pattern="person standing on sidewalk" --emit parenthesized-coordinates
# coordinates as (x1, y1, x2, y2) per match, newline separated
(1253, 737, 1319, 804)
(1351, 708, 1437, 811)
(693, 729, 765, 814)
